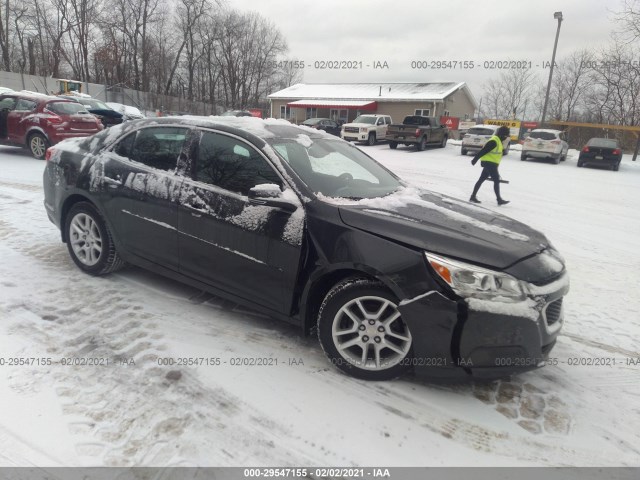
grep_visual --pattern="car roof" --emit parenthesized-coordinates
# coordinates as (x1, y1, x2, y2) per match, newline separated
(470, 124, 500, 129)
(530, 129, 562, 134)
(83, 116, 330, 151)
(0, 91, 72, 103)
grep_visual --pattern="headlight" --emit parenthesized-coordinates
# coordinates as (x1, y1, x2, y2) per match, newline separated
(425, 253, 527, 302)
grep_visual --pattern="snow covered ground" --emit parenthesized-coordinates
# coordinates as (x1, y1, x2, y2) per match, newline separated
(0, 139, 639, 468)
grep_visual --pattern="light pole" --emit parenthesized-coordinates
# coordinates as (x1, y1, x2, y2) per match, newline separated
(540, 11, 563, 127)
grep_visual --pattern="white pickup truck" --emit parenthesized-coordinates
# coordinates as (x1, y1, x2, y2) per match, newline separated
(340, 114, 392, 146)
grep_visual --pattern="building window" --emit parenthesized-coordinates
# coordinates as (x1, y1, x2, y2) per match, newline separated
(280, 105, 291, 119)
(306, 107, 317, 119)
(443, 110, 450, 117)
(330, 109, 348, 123)
(415, 109, 430, 117)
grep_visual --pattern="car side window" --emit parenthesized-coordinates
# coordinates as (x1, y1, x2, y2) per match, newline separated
(0, 97, 16, 111)
(113, 132, 136, 158)
(15, 99, 37, 111)
(113, 127, 188, 172)
(385, 117, 391, 125)
(195, 131, 282, 196)
(376, 118, 384, 126)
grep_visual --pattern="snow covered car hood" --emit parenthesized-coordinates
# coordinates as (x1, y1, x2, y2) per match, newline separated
(337, 189, 554, 275)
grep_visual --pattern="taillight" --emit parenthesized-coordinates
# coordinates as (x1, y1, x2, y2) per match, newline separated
(415, 129, 421, 137)
(45, 147, 54, 161)
(613, 149, 621, 155)
(582, 146, 589, 153)
(43, 108, 62, 123)
(551, 140, 561, 144)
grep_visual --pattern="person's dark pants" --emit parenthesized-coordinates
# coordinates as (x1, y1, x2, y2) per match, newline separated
(472, 161, 502, 199)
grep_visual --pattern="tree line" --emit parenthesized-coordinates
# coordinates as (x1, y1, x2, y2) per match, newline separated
(0, 0, 301, 111)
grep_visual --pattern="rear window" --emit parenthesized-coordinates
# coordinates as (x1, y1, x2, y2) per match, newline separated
(47, 101, 89, 115)
(468, 127, 495, 136)
(529, 131, 557, 140)
(587, 138, 617, 148)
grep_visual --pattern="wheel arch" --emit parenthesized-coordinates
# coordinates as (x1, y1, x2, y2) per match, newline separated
(25, 126, 50, 143)
(300, 266, 401, 336)
(60, 193, 101, 242)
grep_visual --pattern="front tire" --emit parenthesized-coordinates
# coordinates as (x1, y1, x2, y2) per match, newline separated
(28, 133, 49, 159)
(367, 133, 376, 146)
(65, 202, 125, 275)
(440, 136, 448, 148)
(318, 278, 413, 380)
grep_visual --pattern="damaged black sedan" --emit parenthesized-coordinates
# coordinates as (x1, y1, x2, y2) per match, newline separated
(43, 117, 569, 381)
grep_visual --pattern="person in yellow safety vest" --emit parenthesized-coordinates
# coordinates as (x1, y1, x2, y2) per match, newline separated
(469, 125, 511, 206)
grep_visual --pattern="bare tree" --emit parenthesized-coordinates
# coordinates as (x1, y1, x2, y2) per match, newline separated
(481, 68, 538, 119)
(613, 0, 640, 43)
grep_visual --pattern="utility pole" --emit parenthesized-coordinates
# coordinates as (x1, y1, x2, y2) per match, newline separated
(541, 12, 563, 127)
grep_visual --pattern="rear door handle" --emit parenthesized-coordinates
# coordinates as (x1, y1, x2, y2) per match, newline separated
(104, 176, 122, 187)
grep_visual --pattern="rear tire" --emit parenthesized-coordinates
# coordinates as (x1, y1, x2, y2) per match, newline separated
(28, 132, 49, 160)
(440, 136, 448, 148)
(553, 155, 560, 165)
(577, 160, 583, 167)
(461, 148, 468, 155)
(416, 136, 426, 151)
(521, 152, 527, 161)
(389, 141, 398, 150)
(317, 278, 412, 381)
(613, 162, 620, 171)
(65, 202, 126, 276)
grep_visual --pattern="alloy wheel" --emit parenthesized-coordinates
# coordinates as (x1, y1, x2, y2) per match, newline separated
(331, 296, 412, 370)
(69, 213, 103, 266)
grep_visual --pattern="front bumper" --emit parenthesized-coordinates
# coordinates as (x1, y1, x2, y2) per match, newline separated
(398, 274, 568, 379)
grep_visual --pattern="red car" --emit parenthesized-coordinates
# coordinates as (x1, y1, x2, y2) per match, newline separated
(0, 92, 103, 159)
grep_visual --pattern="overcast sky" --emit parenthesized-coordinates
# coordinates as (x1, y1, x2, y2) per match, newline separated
(227, 0, 622, 101)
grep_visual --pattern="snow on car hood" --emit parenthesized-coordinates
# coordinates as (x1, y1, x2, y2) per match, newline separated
(336, 187, 550, 271)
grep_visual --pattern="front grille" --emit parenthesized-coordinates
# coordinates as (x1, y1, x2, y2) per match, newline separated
(344, 127, 360, 133)
(544, 298, 563, 326)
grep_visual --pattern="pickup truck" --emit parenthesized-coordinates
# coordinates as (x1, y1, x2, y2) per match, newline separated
(386, 116, 448, 151)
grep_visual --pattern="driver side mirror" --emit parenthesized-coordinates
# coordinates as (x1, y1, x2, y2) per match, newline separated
(248, 184, 297, 213)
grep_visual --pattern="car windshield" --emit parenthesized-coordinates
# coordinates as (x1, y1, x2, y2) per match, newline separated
(47, 101, 89, 115)
(529, 131, 557, 140)
(82, 99, 111, 110)
(352, 116, 376, 124)
(468, 127, 495, 136)
(267, 137, 402, 200)
(302, 119, 322, 126)
(587, 138, 617, 148)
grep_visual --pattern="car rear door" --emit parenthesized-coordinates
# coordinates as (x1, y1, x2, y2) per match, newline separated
(177, 129, 304, 314)
(97, 125, 192, 270)
(7, 98, 37, 143)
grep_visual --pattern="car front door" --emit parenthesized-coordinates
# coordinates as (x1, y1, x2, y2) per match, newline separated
(177, 129, 304, 314)
(97, 125, 191, 270)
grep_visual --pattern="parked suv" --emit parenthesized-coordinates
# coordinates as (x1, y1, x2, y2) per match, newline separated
(461, 124, 511, 156)
(341, 114, 392, 145)
(0, 92, 103, 159)
(43, 117, 568, 381)
(521, 129, 568, 164)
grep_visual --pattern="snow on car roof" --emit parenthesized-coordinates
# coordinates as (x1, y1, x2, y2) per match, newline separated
(530, 129, 563, 134)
